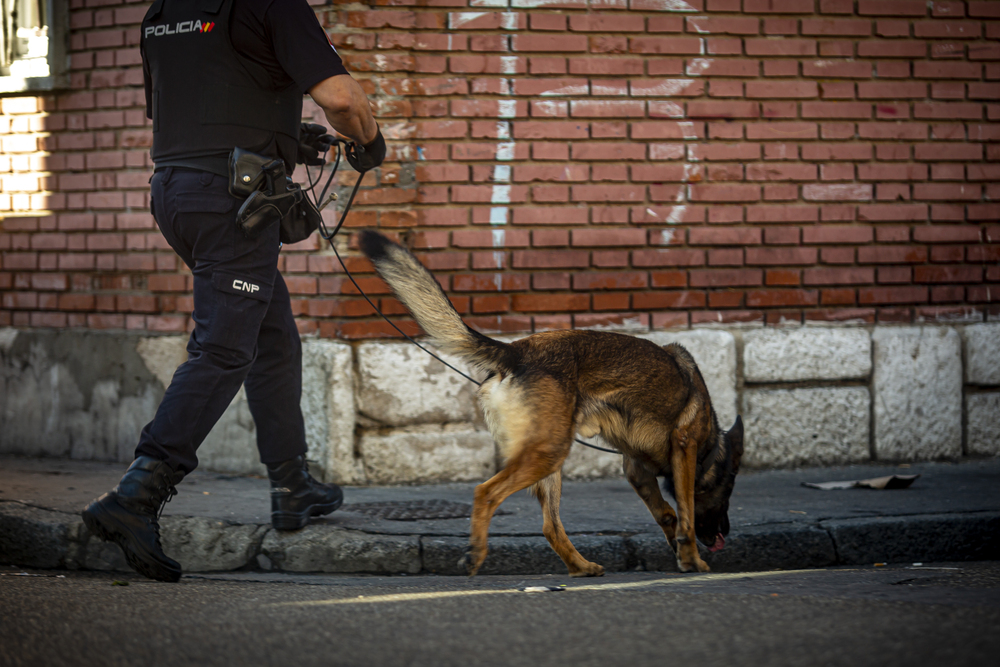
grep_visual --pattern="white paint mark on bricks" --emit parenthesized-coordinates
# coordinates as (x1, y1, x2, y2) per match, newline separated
(449, 13, 487, 30)
(493, 165, 511, 182)
(540, 83, 589, 97)
(470, 0, 506, 6)
(687, 58, 712, 76)
(666, 206, 688, 225)
(491, 185, 511, 204)
(490, 207, 507, 225)
(500, 56, 519, 75)
(496, 122, 511, 140)
(687, 16, 708, 33)
(496, 142, 516, 161)
(510, 0, 586, 7)
(654, 102, 685, 118)
(660, 229, 676, 245)
(498, 100, 518, 118)
(501, 13, 519, 30)
(634, 79, 697, 97)
(638, 0, 697, 11)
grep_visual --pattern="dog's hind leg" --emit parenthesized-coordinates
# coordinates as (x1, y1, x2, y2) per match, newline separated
(534, 471, 605, 577)
(467, 375, 579, 576)
(466, 440, 570, 576)
(623, 456, 679, 555)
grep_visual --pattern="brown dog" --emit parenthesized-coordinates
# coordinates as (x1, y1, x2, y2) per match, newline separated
(358, 231, 743, 575)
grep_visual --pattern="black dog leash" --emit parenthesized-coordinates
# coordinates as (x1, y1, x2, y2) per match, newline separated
(303, 143, 620, 456)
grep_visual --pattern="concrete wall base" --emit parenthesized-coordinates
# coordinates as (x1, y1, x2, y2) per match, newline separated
(1, 324, 997, 484)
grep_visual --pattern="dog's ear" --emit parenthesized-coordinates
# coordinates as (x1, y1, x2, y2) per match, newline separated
(727, 415, 744, 463)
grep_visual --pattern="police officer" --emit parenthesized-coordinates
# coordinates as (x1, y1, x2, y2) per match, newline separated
(82, 0, 385, 583)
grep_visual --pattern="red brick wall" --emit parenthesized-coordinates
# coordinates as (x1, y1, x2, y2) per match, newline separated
(1, 0, 999, 338)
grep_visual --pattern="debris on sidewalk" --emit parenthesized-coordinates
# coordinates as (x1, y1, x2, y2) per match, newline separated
(802, 474, 920, 491)
(521, 585, 567, 593)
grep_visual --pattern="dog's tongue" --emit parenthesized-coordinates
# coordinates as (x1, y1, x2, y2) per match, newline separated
(709, 534, 725, 553)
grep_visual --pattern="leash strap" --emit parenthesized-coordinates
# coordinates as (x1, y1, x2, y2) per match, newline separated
(304, 144, 620, 457)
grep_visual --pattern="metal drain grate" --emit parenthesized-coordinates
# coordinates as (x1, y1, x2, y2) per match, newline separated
(342, 499, 509, 521)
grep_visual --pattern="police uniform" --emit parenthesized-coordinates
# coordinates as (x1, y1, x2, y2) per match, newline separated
(81, 0, 359, 582)
(136, 0, 347, 474)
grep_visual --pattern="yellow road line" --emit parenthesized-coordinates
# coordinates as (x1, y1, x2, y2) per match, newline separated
(272, 568, 827, 608)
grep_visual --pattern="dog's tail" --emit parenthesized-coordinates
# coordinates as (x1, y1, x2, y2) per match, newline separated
(357, 230, 518, 374)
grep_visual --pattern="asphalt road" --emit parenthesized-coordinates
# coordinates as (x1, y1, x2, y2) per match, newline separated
(2, 563, 999, 667)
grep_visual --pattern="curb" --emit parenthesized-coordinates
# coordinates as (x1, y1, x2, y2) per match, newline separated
(3, 500, 999, 576)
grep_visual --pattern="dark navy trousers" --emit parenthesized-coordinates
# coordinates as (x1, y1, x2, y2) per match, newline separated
(136, 167, 306, 474)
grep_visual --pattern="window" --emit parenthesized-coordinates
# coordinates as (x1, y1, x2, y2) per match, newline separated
(0, 0, 67, 94)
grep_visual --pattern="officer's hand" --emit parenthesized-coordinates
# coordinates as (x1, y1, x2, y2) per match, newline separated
(297, 123, 334, 166)
(345, 126, 386, 173)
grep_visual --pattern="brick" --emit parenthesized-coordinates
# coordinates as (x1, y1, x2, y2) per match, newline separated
(858, 1, 927, 16)
(747, 164, 818, 181)
(514, 78, 587, 97)
(689, 269, 763, 287)
(913, 183, 982, 201)
(630, 79, 704, 97)
(858, 286, 928, 304)
(570, 100, 646, 118)
(858, 82, 927, 99)
(858, 164, 928, 181)
(970, 2, 1000, 17)
(913, 226, 982, 243)
(632, 249, 705, 267)
(746, 81, 819, 98)
(686, 58, 759, 78)
(803, 184, 874, 201)
(914, 103, 984, 120)
(686, 16, 759, 35)
(801, 19, 872, 36)
(569, 14, 645, 32)
(746, 289, 818, 307)
(689, 184, 761, 202)
(573, 272, 648, 290)
(629, 37, 703, 55)
(858, 245, 928, 263)
(860, 42, 927, 59)
(915, 143, 983, 161)
(745, 39, 817, 57)
(914, 61, 982, 79)
(743, 0, 813, 11)
(803, 226, 875, 244)
(689, 227, 762, 246)
(802, 102, 873, 119)
(746, 247, 818, 265)
(914, 21, 981, 39)
(804, 267, 876, 285)
(803, 60, 873, 78)
(512, 293, 590, 312)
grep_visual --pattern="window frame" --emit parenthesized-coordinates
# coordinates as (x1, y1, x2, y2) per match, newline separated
(0, 0, 69, 95)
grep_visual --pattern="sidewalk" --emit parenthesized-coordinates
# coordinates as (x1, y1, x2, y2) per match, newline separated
(1, 455, 998, 576)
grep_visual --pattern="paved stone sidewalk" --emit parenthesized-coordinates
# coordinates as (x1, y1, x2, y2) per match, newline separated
(1, 456, 998, 577)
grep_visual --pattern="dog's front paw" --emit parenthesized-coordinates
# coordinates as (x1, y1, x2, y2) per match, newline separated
(461, 545, 486, 576)
(677, 556, 710, 573)
(569, 561, 605, 578)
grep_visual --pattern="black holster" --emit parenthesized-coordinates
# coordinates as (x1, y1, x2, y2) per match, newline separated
(229, 148, 322, 244)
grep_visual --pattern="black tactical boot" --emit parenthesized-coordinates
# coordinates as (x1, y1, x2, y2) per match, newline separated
(267, 456, 343, 530)
(81, 456, 185, 583)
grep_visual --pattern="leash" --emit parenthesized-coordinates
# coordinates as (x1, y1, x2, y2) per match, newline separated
(303, 142, 620, 456)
